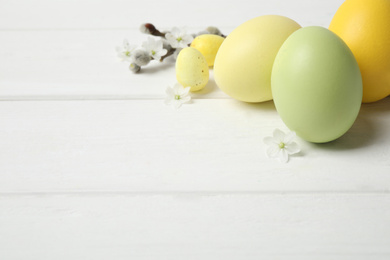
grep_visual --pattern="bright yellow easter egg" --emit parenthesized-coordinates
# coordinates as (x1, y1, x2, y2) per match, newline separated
(214, 15, 301, 103)
(190, 34, 225, 67)
(176, 47, 209, 92)
(329, 0, 390, 103)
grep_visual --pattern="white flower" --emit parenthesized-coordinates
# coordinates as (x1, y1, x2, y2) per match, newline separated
(263, 129, 300, 163)
(165, 27, 194, 48)
(141, 37, 167, 61)
(115, 39, 136, 62)
(165, 83, 191, 109)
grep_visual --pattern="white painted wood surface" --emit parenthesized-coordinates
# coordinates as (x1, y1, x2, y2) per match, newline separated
(1, 0, 390, 259)
(1, 194, 390, 260)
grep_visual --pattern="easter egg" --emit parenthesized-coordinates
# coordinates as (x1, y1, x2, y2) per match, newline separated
(190, 34, 225, 67)
(271, 26, 362, 143)
(329, 0, 390, 103)
(176, 47, 209, 92)
(214, 15, 301, 103)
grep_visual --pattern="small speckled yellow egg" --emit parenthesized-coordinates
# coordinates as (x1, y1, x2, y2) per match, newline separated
(176, 47, 209, 92)
(190, 34, 225, 67)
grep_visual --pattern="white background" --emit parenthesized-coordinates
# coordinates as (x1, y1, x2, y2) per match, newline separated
(1, 0, 390, 259)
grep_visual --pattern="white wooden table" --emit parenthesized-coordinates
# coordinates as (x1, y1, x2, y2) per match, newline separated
(1, 0, 390, 259)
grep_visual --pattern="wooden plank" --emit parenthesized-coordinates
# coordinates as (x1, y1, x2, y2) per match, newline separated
(0, 0, 344, 30)
(0, 30, 230, 100)
(0, 193, 389, 259)
(0, 99, 389, 193)
(0, 0, 345, 100)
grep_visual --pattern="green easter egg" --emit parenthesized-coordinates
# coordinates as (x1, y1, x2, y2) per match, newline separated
(271, 26, 362, 143)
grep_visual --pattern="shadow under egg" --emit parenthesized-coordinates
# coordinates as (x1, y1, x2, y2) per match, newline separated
(309, 99, 390, 150)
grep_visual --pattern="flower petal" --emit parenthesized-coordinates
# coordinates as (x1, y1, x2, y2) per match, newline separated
(166, 86, 174, 96)
(266, 144, 280, 158)
(171, 27, 181, 36)
(172, 100, 182, 109)
(165, 34, 179, 47)
(142, 37, 155, 50)
(178, 42, 189, 48)
(165, 33, 174, 41)
(283, 131, 296, 144)
(179, 86, 191, 96)
(279, 149, 289, 163)
(182, 34, 194, 44)
(128, 45, 137, 52)
(172, 83, 182, 95)
(263, 136, 277, 145)
(273, 128, 285, 143)
(141, 41, 150, 50)
(159, 48, 168, 57)
(180, 96, 191, 104)
(285, 142, 300, 155)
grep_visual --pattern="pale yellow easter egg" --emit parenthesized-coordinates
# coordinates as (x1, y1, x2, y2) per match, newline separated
(214, 15, 301, 102)
(176, 47, 209, 92)
(190, 34, 225, 67)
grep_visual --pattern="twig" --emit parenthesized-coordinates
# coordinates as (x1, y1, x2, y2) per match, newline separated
(141, 23, 166, 37)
